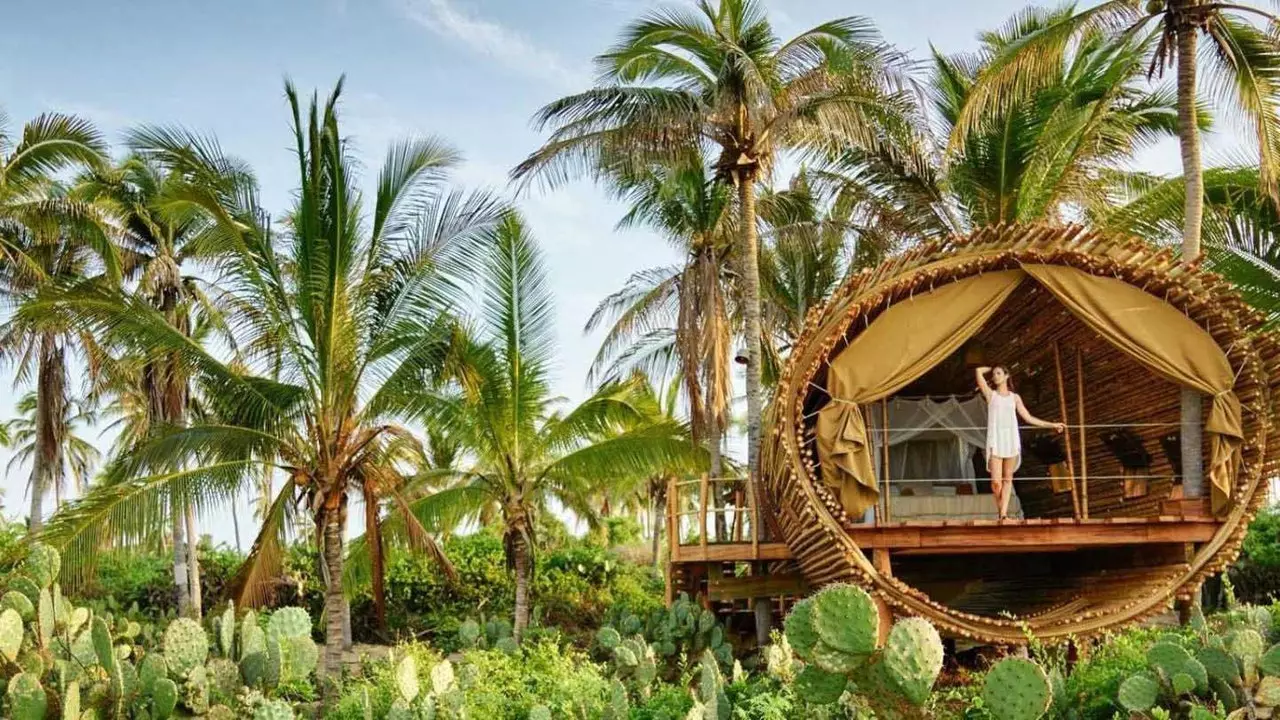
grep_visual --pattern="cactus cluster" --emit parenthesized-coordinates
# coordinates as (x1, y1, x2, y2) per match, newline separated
(601, 593, 732, 669)
(594, 625, 659, 700)
(0, 545, 309, 720)
(686, 649, 731, 720)
(1117, 604, 1280, 718)
(454, 615, 515, 654)
(781, 584, 944, 712)
(384, 653, 465, 719)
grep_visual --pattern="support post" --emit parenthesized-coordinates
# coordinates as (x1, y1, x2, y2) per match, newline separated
(667, 477, 679, 563)
(699, 474, 709, 550)
(873, 548, 893, 578)
(881, 398, 892, 524)
(1181, 390, 1204, 498)
(750, 478, 760, 559)
(1053, 342, 1081, 519)
(1075, 349, 1089, 519)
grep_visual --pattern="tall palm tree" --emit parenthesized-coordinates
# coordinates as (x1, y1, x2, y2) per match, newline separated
(34, 79, 499, 680)
(75, 154, 233, 617)
(0, 111, 112, 532)
(401, 214, 700, 640)
(2, 391, 101, 507)
(587, 156, 734, 480)
(512, 0, 922, 505)
(947, 1, 1280, 498)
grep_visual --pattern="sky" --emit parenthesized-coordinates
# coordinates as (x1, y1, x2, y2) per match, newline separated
(0, 0, 1226, 543)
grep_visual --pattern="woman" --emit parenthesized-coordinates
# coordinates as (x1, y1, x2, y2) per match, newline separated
(976, 366, 1065, 520)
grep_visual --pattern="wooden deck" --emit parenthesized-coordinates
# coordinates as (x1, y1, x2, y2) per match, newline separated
(670, 515, 1219, 563)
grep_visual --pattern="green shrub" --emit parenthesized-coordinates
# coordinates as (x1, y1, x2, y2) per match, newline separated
(457, 641, 616, 718)
(1231, 506, 1280, 605)
(1060, 626, 1179, 720)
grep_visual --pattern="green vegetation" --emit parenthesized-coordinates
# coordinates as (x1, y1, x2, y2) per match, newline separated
(3, 0, 1280, 717)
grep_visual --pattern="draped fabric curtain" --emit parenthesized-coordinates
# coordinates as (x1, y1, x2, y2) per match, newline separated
(815, 271, 1025, 516)
(816, 263, 1241, 519)
(1021, 264, 1241, 514)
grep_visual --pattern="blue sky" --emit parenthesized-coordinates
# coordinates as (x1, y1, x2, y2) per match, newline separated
(0, 0, 1210, 540)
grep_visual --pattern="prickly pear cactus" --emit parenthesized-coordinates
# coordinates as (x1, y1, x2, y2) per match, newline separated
(252, 698, 296, 720)
(394, 654, 420, 702)
(457, 618, 481, 649)
(783, 597, 819, 657)
(1117, 673, 1159, 712)
(982, 657, 1053, 720)
(280, 635, 319, 683)
(0, 607, 22, 662)
(22, 543, 61, 588)
(793, 665, 848, 705)
(811, 585, 879, 657)
(151, 677, 179, 720)
(207, 657, 242, 699)
(217, 603, 235, 658)
(596, 626, 622, 650)
(162, 617, 209, 678)
(240, 610, 265, 659)
(7, 672, 48, 720)
(883, 617, 944, 705)
(266, 607, 312, 640)
(1, 590, 34, 621)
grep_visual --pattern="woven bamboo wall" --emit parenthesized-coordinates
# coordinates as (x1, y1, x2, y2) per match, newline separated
(762, 224, 1280, 644)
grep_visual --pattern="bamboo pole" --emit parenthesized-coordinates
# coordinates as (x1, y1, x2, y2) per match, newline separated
(699, 473, 709, 550)
(1053, 342, 1081, 520)
(882, 399, 892, 524)
(667, 476, 679, 563)
(751, 478, 760, 559)
(1076, 349, 1089, 519)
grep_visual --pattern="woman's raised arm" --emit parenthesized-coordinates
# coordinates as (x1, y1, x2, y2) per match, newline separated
(975, 366, 993, 400)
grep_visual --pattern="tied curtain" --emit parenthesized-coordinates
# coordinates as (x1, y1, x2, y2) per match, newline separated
(816, 264, 1242, 518)
(1022, 264, 1241, 514)
(816, 271, 1024, 515)
(868, 396, 989, 485)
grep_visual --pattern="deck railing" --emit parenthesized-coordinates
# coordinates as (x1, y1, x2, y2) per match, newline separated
(667, 475, 759, 561)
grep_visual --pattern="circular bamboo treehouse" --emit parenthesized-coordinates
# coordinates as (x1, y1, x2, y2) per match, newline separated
(762, 224, 1280, 644)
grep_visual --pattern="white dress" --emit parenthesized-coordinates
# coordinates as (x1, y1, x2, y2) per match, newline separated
(986, 391, 1022, 470)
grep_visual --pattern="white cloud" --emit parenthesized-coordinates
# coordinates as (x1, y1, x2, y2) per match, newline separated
(394, 0, 590, 90)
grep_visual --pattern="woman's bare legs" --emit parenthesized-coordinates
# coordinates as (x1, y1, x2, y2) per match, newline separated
(999, 458, 1017, 520)
(988, 456, 1003, 517)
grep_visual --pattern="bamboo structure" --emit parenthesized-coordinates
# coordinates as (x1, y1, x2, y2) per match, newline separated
(881, 398, 891, 524)
(1052, 342, 1081, 519)
(761, 224, 1280, 645)
(1077, 349, 1089, 519)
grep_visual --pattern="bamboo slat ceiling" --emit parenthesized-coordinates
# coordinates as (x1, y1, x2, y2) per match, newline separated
(762, 224, 1280, 644)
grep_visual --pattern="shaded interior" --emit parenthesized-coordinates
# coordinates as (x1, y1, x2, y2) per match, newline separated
(804, 279, 1208, 619)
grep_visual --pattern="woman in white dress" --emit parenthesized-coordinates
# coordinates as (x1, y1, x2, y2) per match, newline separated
(975, 366, 1065, 520)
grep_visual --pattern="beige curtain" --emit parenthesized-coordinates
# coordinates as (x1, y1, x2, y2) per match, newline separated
(1022, 264, 1241, 514)
(816, 271, 1025, 516)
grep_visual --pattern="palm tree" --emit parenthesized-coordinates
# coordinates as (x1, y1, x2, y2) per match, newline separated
(947, 2, 1280, 499)
(587, 156, 734, 480)
(2, 391, 101, 507)
(401, 214, 700, 640)
(34, 79, 500, 680)
(512, 0, 922, 506)
(0, 111, 111, 532)
(75, 153, 234, 617)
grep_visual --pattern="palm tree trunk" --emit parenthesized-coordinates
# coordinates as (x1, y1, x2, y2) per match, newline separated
(1175, 13, 1206, 500)
(185, 506, 203, 618)
(172, 505, 192, 616)
(512, 530, 532, 642)
(29, 335, 66, 534)
(364, 487, 387, 634)
(320, 498, 347, 683)
(232, 489, 243, 553)
(735, 171, 765, 529)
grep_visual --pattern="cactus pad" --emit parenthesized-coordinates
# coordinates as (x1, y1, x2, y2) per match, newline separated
(280, 636, 318, 683)
(1170, 672, 1196, 695)
(596, 626, 621, 650)
(811, 584, 878, 657)
(267, 607, 311, 640)
(1228, 629, 1266, 663)
(252, 699, 295, 720)
(495, 636, 519, 654)
(1117, 673, 1159, 712)
(431, 659, 455, 694)
(1182, 657, 1208, 693)
(793, 665, 848, 705)
(152, 677, 178, 719)
(1256, 676, 1280, 707)
(218, 605, 235, 658)
(810, 641, 863, 674)
(162, 617, 209, 677)
(982, 657, 1053, 720)
(240, 651, 268, 688)
(207, 658, 241, 698)
(783, 598, 819, 658)
(0, 607, 22, 662)
(139, 653, 168, 693)
(1, 590, 34, 621)
(883, 616, 944, 705)
(1147, 641, 1192, 679)
(7, 672, 47, 720)
(1261, 643, 1280, 677)
(8, 575, 40, 605)
(457, 618, 481, 648)
(394, 655, 419, 702)
(1198, 646, 1241, 684)
(23, 544, 60, 588)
